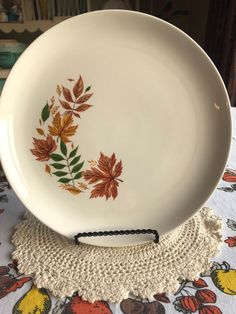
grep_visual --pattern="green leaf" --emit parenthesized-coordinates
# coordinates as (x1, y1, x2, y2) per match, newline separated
(74, 172, 83, 180)
(71, 162, 84, 173)
(85, 86, 91, 93)
(58, 178, 72, 183)
(60, 140, 67, 156)
(50, 154, 65, 162)
(41, 103, 50, 122)
(50, 163, 66, 169)
(69, 146, 78, 159)
(69, 155, 81, 166)
(53, 171, 68, 177)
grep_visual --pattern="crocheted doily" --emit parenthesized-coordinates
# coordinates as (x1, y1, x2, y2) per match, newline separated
(12, 207, 222, 303)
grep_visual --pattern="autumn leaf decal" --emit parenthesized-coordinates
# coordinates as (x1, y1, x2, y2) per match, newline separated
(48, 112, 78, 143)
(30, 76, 123, 201)
(83, 153, 123, 200)
(31, 135, 57, 161)
(58, 76, 93, 118)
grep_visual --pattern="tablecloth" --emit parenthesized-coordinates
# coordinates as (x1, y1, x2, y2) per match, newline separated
(0, 109, 235, 314)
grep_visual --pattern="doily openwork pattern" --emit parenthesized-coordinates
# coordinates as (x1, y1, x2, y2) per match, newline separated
(12, 208, 222, 302)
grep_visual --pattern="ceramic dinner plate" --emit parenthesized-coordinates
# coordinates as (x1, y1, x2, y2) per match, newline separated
(0, 10, 231, 246)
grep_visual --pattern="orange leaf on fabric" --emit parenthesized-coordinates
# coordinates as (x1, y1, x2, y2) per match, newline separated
(76, 93, 93, 104)
(36, 128, 45, 136)
(83, 153, 123, 200)
(64, 295, 112, 314)
(73, 76, 84, 99)
(62, 86, 74, 102)
(222, 169, 236, 182)
(48, 112, 78, 143)
(224, 236, 236, 247)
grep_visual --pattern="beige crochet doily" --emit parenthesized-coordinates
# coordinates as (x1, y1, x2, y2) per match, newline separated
(12, 207, 222, 303)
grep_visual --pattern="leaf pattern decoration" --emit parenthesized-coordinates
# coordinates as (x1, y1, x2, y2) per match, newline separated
(62, 295, 112, 314)
(224, 236, 236, 247)
(153, 293, 170, 303)
(31, 135, 57, 162)
(73, 76, 83, 99)
(120, 298, 165, 314)
(227, 219, 236, 231)
(83, 153, 123, 200)
(48, 112, 78, 143)
(223, 169, 236, 182)
(13, 285, 51, 314)
(60, 184, 82, 195)
(30, 76, 123, 199)
(0, 275, 31, 299)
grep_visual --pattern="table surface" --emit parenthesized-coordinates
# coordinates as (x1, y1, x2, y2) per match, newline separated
(0, 109, 235, 314)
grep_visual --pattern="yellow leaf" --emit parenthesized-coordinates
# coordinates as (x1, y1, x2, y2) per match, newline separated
(60, 184, 82, 195)
(13, 285, 51, 314)
(78, 182, 88, 190)
(36, 128, 45, 136)
(48, 112, 78, 143)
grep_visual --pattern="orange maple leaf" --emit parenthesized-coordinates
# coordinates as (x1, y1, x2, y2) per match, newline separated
(83, 153, 123, 200)
(48, 112, 78, 143)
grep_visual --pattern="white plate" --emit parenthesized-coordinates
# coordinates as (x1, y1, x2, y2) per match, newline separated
(0, 10, 231, 246)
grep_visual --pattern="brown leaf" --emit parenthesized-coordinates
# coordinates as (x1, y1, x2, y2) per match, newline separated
(36, 128, 45, 136)
(56, 85, 61, 96)
(73, 112, 81, 118)
(153, 293, 171, 303)
(73, 76, 83, 99)
(83, 153, 123, 200)
(45, 164, 51, 176)
(50, 96, 55, 106)
(76, 93, 93, 104)
(59, 100, 72, 110)
(48, 112, 78, 143)
(75, 104, 92, 112)
(60, 184, 82, 195)
(31, 135, 57, 161)
(62, 86, 74, 102)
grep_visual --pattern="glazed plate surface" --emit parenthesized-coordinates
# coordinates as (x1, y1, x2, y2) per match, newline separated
(0, 11, 231, 246)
